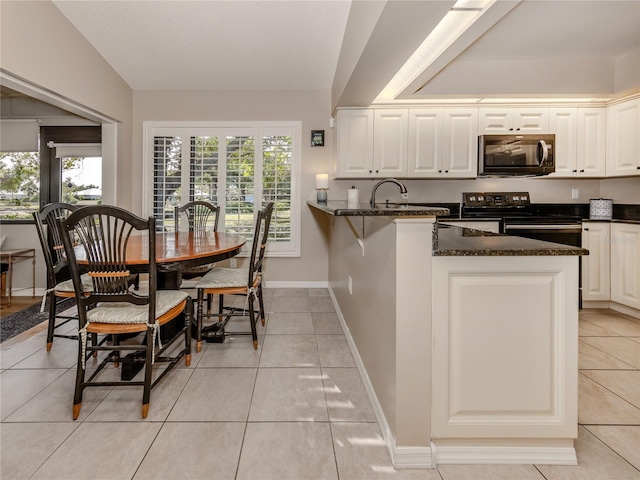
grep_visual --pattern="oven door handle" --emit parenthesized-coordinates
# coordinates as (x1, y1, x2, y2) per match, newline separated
(504, 224, 582, 232)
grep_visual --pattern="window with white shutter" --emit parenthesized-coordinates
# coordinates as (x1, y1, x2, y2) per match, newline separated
(144, 122, 301, 256)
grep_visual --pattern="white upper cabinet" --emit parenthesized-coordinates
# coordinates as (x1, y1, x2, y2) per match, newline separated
(442, 108, 478, 178)
(335, 109, 406, 178)
(373, 109, 408, 177)
(549, 108, 577, 177)
(336, 108, 476, 179)
(336, 109, 374, 178)
(407, 109, 443, 177)
(550, 107, 606, 177)
(478, 108, 549, 134)
(606, 98, 640, 176)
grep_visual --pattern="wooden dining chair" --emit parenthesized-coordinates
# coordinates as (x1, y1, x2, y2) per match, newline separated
(34, 203, 140, 351)
(174, 200, 220, 280)
(33, 203, 85, 351)
(58, 205, 192, 419)
(194, 202, 273, 352)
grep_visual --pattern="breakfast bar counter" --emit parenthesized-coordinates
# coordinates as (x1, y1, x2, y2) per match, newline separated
(311, 202, 582, 468)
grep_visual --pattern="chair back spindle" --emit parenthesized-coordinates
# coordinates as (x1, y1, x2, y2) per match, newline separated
(174, 201, 220, 233)
(60, 206, 155, 323)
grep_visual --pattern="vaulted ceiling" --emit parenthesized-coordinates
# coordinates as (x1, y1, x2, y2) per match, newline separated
(16, 0, 640, 115)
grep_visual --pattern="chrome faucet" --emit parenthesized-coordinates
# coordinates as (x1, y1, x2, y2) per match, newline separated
(369, 178, 409, 207)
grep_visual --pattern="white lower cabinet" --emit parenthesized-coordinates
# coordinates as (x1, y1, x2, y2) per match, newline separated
(582, 222, 610, 301)
(610, 223, 640, 310)
(432, 255, 578, 439)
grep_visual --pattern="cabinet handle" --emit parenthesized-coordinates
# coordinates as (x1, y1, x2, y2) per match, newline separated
(580, 169, 584, 173)
(375, 170, 379, 174)
(509, 128, 514, 131)
(572, 170, 577, 173)
(445, 170, 449, 173)
(438, 170, 442, 173)
(637, 166, 640, 169)
(584, 228, 589, 231)
(369, 170, 372, 174)
(516, 128, 520, 131)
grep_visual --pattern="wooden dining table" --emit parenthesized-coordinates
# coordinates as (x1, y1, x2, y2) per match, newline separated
(74, 230, 246, 378)
(75, 231, 246, 289)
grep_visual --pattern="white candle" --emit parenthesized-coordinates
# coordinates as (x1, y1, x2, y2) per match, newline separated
(315, 173, 329, 189)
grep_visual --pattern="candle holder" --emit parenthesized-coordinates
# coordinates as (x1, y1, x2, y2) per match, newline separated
(315, 173, 329, 203)
(317, 189, 328, 203)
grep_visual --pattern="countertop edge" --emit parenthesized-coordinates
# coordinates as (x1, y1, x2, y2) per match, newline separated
(307, 200, 450, 217)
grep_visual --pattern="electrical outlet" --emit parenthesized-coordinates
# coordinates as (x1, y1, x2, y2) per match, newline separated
(571, 188, 579, 199)
(348, 275, 353, 295)
(230, 258, 237, 268)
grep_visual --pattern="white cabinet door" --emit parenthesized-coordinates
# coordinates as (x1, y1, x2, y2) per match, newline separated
(610, 223, 640, 310)
(549, 108, 578, 177)
(479, 108, 549, 134)
(577, 108, 607, 177)
(582, 222, 610, 301)
(478, 108, 513, 134)
(408, 109, 443, 177)
(606, 99, 640, 177)
(443, 109, 478, 178)
(515, 108, 549, 133)
(374, 109, 408, 177)
(336, 109, 374, 178)
(549, 107, 606, 178)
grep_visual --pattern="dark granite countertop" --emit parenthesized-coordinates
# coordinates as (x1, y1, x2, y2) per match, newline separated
(307, 200, 450, 217)
(433, 224, 589, 257)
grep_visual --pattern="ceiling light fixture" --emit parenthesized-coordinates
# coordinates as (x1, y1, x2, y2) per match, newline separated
(373, 0, 494, 104)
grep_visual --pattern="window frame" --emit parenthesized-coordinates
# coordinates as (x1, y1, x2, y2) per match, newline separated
(142, 121, 302, 257)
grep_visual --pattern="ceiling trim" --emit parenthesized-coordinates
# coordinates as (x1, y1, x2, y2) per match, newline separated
(0, 70, 117, 124)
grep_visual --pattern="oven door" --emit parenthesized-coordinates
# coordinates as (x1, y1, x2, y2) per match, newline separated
(502, 220, 582, 247)
(503, 217, 583, 308)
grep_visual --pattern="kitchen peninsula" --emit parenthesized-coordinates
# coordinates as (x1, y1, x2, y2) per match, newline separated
(309, 200, 587, 469)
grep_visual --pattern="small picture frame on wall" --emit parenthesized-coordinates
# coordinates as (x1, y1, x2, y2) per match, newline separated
(311, 130, 325, 147)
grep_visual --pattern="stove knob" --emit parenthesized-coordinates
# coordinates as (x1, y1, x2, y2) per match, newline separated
(478, 196, 484, 202)
(512, 195, 519, 201)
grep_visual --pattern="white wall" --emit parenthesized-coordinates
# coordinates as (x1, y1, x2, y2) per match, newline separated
(0, 0, 134, 209)
(330, 177, 604, 205)
(0, 0, 134, 291)
(132, 90, 333, 282)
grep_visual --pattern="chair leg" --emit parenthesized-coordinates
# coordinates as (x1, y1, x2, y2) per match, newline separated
(72, 336, 86, 420)
(257, 284, 266, 326)
(185, 297, 193, 366)
(46, 292, 57, 351)
(218, 294, 225, 322)
(196, 289, 204, 353)
(113, 335, 120, 368)
(141, 328, 154, 419)
(248, 293, 258, 350)
(206, 293, 212, 316)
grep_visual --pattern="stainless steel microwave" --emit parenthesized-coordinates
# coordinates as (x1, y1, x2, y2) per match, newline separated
(478, 134, 555, 176)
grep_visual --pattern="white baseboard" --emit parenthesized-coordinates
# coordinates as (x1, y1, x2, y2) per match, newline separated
(609, 302, 640, 319)
(327, 286, 434, 469)
(432, 444, 577, 466)
(264, 280, 329, 289)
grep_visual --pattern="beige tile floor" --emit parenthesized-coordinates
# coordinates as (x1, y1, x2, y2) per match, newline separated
(1, 290, 639, 479)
